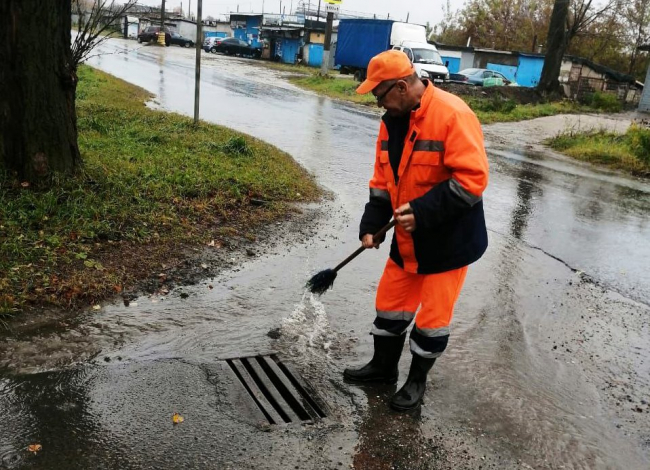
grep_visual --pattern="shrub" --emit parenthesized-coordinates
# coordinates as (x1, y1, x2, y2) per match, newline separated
(470, 96, 517, 114)
(627, 126, 650, 165)
(588, 92, 622, 113)
(221, 136, 252, 156)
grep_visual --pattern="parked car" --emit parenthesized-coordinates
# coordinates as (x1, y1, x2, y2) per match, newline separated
(213, 37, 262, 58)
(137, 26, 171, 46)
(203, 36, 229, 53)
(170, 32, 194, 48)
(449, 68, 518, 86)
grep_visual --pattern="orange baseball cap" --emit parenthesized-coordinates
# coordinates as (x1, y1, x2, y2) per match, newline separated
(356, 50, 415, 95)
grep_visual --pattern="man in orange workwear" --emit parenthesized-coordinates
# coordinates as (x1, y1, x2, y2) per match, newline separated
(344, 50, 489, 411)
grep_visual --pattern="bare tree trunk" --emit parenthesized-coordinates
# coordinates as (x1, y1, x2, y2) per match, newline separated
(0, 0, 80, 182)
(537, 0, 570, 94)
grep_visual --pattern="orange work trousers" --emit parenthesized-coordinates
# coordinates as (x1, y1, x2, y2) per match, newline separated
(372, 258, 468, 359)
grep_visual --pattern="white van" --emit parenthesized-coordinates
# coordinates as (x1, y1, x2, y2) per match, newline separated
(392, 41, 450, 82)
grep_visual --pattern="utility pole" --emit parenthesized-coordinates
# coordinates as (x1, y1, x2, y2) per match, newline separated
(189, 0, 191, 19)
(194, 0, 203, 125)
(320, 10, 333, 75)
(161, 0, 166, 28)
(317, 0, 321, 20)
(159, 0, 167, 45)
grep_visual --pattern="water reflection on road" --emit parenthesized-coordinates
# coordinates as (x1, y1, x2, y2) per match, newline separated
(1, 39, 649, 469)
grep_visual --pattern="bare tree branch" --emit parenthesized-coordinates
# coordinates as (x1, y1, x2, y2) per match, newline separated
(567, 0, 618, 39)
(71, 0, 139, 69)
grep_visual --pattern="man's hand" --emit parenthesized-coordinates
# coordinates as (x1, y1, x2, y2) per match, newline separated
(362, 234, 381, 249)
(395, 203, 416, 233)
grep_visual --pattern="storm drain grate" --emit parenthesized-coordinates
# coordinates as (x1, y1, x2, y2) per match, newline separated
(226, 354, 327, 425)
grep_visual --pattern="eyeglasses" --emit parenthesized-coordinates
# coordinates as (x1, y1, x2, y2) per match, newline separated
(374, 81, 397, 104)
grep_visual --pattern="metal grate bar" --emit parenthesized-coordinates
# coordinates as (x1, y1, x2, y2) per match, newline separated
(225, 355, 327, 425)
(227, 358, 284, 425)
(258, 356, 320, 421)
(271, 355, 327, 419)
(241, 358, 300, 423)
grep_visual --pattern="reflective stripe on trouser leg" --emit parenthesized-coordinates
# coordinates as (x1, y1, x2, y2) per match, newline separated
(372, 258, 422, 337)
(410, 266, 468, 359)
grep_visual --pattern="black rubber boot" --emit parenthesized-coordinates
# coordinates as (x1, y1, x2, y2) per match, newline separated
(389, 354, 436, 411)
(343, 334, 406, 384)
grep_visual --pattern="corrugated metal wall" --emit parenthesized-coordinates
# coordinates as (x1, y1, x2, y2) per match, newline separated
(640, 65, 650, 113)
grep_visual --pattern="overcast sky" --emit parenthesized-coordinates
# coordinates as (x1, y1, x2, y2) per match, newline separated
(133, 0, 467, 25)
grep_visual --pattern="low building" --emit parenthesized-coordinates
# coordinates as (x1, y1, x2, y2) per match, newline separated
(434, 42, 642, 103)
(166, 18, 200, 41)
(259, 14, 306, 64)
(230, 13, 264, 48)
(434, 44, 474, 74)
(560, 56, 641, 105)
(301, 19, 327, 67)
(203, 19, 233, 39)
(434, 44, 545, 88)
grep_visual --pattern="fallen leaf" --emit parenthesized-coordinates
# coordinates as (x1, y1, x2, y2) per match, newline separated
(92, 305, 101, 310)
(201, 263, 208, 269)
(172, 413, 184, 424)
(27, 444, 42, 453)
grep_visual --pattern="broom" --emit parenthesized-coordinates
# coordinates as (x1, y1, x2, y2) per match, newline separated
(306, 208, 411, 295)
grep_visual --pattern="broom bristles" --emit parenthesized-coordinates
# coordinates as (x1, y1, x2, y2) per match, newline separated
(306, 269, 338, 295)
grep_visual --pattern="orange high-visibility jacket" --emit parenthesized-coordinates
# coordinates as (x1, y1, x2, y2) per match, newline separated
(360, 82, 489, 274)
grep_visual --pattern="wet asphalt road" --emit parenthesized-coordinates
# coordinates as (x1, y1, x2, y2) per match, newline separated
(2, 39, 650, 469)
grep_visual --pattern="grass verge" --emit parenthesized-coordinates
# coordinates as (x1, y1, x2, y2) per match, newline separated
(261, 62, 321, 76)
(465, 97, 590, 125)
(289, 74, 606, 123)
(546, 126, 650, 176)
(290, 75, 376, 105)
(0, 65, 321, 316)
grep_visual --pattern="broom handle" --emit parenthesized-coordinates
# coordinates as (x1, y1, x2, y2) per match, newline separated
(333, 208, 412, 273)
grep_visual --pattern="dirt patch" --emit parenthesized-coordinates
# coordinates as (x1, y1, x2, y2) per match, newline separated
(0, 199, 330, 339)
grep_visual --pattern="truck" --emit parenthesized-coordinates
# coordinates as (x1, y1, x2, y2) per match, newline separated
(335, 19, 449, 83)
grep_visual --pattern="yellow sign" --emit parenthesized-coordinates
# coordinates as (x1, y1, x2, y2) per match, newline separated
(324, 0, 342, 4)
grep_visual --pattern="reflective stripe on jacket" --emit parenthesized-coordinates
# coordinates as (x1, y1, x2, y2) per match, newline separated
(359, 82, 489, 274)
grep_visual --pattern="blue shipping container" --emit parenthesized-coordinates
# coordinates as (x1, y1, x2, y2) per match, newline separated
(335, 19, 394, 69)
